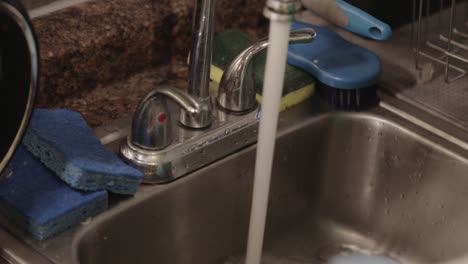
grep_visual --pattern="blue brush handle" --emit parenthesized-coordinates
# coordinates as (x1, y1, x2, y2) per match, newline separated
(336, 0, 392, 41)
(288, 21, 382, 90)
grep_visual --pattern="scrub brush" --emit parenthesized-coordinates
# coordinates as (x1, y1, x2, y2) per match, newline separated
(301, 0, 392, 41)
(288, 21, 382, 110)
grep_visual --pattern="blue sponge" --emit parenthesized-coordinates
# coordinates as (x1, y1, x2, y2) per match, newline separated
(22, 109, 143, 195)
(0, 146, 108, 240)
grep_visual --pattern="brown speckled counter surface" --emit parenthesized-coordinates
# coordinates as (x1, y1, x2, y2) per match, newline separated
(57, 58, 188, 127)
(32, 0, 268, 127)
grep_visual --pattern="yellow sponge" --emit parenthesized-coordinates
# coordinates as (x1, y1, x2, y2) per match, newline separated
(211, 30, 315, 112)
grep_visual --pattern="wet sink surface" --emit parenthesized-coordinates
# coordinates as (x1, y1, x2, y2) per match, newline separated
(3, 98, 468, 264)
(222, 104, 468, 264)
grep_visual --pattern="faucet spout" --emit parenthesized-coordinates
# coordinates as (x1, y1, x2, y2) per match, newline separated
(180, 0, 216, 128)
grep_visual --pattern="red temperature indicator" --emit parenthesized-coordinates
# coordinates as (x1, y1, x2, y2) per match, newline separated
(157, 113, 167, 123)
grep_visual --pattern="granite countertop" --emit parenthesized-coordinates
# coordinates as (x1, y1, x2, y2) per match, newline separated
(32, 0, 268, 127)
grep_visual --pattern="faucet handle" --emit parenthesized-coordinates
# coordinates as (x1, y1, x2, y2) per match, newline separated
(217, 28, 316, 113)
(129, 86, 203, 150)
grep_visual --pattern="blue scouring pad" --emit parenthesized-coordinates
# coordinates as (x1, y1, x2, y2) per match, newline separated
(0, 146, 108, 240)
(22, 109, 144, 195)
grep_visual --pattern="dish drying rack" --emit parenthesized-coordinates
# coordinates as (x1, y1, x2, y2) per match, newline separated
(412, 0, 468, 83)
(377, 0, 468, 135)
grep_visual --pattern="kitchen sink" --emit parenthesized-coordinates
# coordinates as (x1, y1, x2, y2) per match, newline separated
(1, 97, 468, 264)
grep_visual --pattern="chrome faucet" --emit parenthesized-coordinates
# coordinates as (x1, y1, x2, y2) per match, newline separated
(120, 0, 315, 183)
(217, 28, 316, 113)
(180, 0, 216, 129)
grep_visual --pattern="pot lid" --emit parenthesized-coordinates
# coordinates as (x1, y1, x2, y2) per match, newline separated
(0, 0, 38, 174)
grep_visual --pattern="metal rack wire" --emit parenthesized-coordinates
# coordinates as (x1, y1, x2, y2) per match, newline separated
(412, 0, 468, 83)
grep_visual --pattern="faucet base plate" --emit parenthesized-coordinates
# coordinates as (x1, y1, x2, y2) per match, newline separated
(120, 104, 260, 184)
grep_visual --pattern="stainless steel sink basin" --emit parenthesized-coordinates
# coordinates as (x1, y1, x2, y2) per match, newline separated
(1, 97, 468, 264)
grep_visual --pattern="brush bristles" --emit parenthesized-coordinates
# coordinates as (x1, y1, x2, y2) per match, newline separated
(318, 84, 378, 111)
